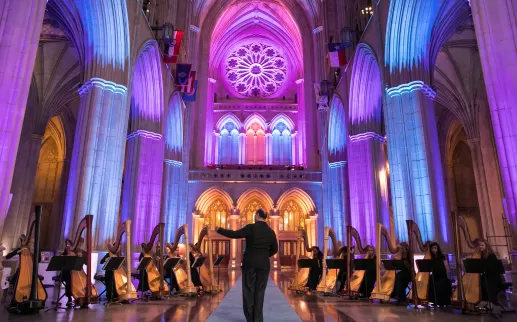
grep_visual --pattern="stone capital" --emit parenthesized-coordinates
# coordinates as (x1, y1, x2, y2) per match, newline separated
(78, 77, 127, 96)
(386, 81, 436, 99)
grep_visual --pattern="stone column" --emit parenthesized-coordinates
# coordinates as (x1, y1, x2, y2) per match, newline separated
(51, 158, 71, 249)
(213, 131, 220, 164)
(265, 133, 272, 165)
(385, 82, 449, 246)
(470, 0, 517, 249)
(204, 78, 216, 165)
(295, 79, 306, 166)
(291, 132, 297, 165)
(229, 208, 240, 269)
(63, 79, 129, 249)
(468, 138, 506, 254)
(239, 132, 246, 164)
(162, 160, 183, 241)
(348, 133, 389, 246)
(121, 131, 164, 249)
(270, 209, 280, 268)
(0, 0, 46, 243)
(1, 134, 42, 250)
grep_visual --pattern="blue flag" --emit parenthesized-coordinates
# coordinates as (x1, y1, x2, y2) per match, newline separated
(182, 80, 197, 102)
(175, 64, 192, 85)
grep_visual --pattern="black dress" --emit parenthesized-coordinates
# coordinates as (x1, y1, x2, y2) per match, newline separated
(427, 256, 452, 305)
(481, 253, 503, 304)
(137, 253, 150, 292)
(306, 251, 323, 291)
(61, 248, 72, 302)
(189, 252, 203, 288)
(358, 256, 376, 297)
(100, 253, 117, 301)
(391, 261, 410, 302)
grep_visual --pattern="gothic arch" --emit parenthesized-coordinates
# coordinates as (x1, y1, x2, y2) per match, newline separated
(194, 187, 234, 215)
(349, 43, 382, 135)
(165, 92, 185, 160)
(236, 188, 275, 213)
(328, 94, 347, 160)
(215, 113, 243, 132)
(243, 113, 268, 131)
(129, 40, 164, 133)
(270, 114, 295, 132)
(385, 0, 470, 84)
(276, 187, 316, 216)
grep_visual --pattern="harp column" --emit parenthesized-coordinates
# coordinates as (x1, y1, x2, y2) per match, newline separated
(348, 133, 389, 246)
(385, 82, 449, 246)
(0, 0, 46, 244)
(470, 0, 517, 251)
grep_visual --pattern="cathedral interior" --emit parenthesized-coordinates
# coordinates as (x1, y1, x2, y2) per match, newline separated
(1, 0, 517, 321)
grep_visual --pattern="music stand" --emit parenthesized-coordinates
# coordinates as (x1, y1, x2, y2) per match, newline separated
(102, 257, 125, 307)
(416, 259, 444, 307)
(325, 259, 347, 294)
(298, 258, 318, 269)
(382, 260, 408, 271)
(136, 257, 153, 301)
(353, 259, 375, 299)
(213, 255, 225, 285)
(45, 256, 85, 312)
(163, 257, 181, 294)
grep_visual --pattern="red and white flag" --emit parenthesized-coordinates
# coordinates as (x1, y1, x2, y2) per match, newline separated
(163, 30, 184, 64)
(328, 43, 347, 67)
(179, 71, 196, 93)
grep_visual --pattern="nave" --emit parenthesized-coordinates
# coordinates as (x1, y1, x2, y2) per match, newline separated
(2, 269, 516, 322)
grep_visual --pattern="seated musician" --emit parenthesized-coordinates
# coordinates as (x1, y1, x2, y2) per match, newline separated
(164, 247, 180, 293)
(189, 249, 204, 294)
(477, 240, 504, 306)
(427, 242, 451, 306)
(137, 244, 151, 296)
(61, 240, 74, 307)
(306, 246, 323, 295)
(357, 245, 376, 298)
(100, 252, 117, 302)
(391, 246, 411, 304)
(337, 246, 353, 294)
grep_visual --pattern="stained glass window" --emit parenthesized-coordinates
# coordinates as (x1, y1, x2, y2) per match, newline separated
(203, 199, 230, 230)
(226, 42, 287, 97)
(279, 199, 305, 231)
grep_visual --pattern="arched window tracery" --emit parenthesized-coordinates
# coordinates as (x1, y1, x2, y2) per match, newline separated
(245, 122, 266, 164)
(279, 199, 305, 231)
(219, 122, 240, 164)
(203, 199, 231, 230)
(271, 121, 292, 165)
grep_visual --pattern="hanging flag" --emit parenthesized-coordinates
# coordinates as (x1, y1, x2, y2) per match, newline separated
(328, 43, 347, 67)
(163, 30, 184, 64)
(175, 64, 192, 86)
(182, 80, 198, 102)
(170, 30, 184, 56)
(179, 71, 196, 93)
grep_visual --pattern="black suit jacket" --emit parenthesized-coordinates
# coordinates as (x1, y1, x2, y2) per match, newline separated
(217, 221, 278, 269)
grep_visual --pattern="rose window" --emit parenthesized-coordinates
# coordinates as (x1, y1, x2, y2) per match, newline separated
(226, 42, 287, 97)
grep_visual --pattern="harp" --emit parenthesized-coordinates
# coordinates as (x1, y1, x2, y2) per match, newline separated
(107, 220, 137, 301)
(406, 220, 432, 305)
(165, 224, 197, 295)
(451, 212, 481, 307)
(141, 223, 169, 297)
(289, 227, 317, 292)
(9, 205, 47, 313)
(346, 225, 370, 295)
(189, 225, 220, 293)
(64, 215, 98, 306)
(317, 227, 343, 293)
(370, 223, 406, 301)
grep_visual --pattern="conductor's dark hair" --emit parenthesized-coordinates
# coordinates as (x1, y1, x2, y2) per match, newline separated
(256, 208, 267, 219)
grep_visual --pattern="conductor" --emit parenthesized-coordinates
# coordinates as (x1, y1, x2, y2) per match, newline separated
(216, 208, 278, 322)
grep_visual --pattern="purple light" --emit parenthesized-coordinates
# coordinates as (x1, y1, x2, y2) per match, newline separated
(225, 42, 287, 98)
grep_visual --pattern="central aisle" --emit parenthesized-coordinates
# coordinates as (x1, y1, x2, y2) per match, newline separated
(207, 276, 302, 322)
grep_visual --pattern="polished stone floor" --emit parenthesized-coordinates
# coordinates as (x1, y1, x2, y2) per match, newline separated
(1, 269, 516, 321)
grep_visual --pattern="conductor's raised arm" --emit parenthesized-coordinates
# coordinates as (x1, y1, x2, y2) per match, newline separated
(216, 225, 252, 239)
